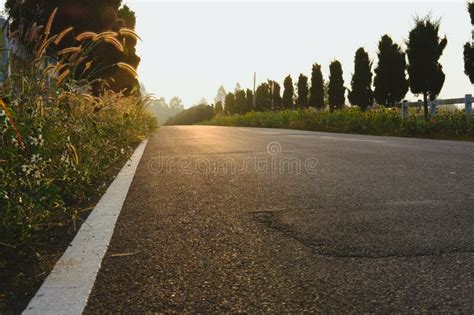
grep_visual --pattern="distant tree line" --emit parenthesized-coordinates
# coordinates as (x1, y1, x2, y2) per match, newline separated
(213, 14, 457, 119)
(148, 96, 184, 125)
(165, 100, 214, 125)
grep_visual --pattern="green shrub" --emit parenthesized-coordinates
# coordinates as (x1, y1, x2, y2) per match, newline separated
(0, 16, 157, 252)
(200, 107, 474, 141)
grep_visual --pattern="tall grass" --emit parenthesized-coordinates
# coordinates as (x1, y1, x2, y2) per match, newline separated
(0, 11, 157, 252)
(201, 107, 474, 141)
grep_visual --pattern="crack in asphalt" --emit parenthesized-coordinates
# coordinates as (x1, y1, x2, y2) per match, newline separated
(250, 210, 474, 260)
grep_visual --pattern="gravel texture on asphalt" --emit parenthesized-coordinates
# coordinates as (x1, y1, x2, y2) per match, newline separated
(85, 126, 474, 313)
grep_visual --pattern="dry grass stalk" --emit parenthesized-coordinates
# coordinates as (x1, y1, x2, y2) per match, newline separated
(57, 69, 71, 85)
(45, 8, 58, 37)
(42, 64, 56, 76)
(93, 31, 118, 41)
(31, 25, 44, 43)
(54, 27, 74, 45)
(58, 46, 82, 56)
(53, 63, 68, 75)
(116, 62, 138, 78)
(103, 36, 124, 52)
(38, 35, 58, 57)
(82, 93, 95, 103)
(76, 32, 97, 42)
(118, 28, 142, 41)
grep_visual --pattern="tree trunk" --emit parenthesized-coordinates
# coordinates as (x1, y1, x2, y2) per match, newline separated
(423, 92, 429, 120)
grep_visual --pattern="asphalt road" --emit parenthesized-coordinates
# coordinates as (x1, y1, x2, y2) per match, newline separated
(85, 126, 474, 313)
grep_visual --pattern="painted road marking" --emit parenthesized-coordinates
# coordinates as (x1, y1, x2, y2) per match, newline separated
(23, 141, 148, 315)
(319, 136, 385, 143)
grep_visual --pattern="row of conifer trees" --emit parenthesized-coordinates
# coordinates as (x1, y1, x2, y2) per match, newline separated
(216, 12, 470, 119)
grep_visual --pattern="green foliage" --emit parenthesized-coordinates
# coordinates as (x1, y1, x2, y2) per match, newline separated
(328, 60, 346, 111)
(469, 2, 474, 25)
(296, 74, 309, 109)
(309, 63, 325, 110)
(406, 16, 447, 118)
(224, 92, 236, 114)
(255, 82, 271, 111)
(0, 87, 156, 251)
(348, 47, 373, 111)
(245, 89, 254, 113)
(464, 43, 474, 84)
(235, 89, 247, 114)
(214, 101, 223, 116)
(269, 80, 282, 110)
(464, 4, 474, 84)
(374, 35, 409, 107)
(0, 9, 156, 263)
(200, 108, 474, 141)
(165, 104, 214, 125)
(282, 75, 294, 110)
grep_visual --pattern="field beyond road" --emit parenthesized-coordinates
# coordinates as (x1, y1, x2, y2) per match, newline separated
(85, 126, 474, 313)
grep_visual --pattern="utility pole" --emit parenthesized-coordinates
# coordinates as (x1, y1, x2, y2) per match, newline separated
(253, 72, 256, 108)
(271, 80, 274, 110)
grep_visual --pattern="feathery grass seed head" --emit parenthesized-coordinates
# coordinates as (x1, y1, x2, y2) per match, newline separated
(54, 27, 74, 45)
(118, 28, 142, 41)
(45, 8, 58, 36)
(58, 46, 82, 56)
(76, 32, 97, 41)
(93, 31, 118, 41)
(103, 36, 124, 52)
(116, 62, 138, 78)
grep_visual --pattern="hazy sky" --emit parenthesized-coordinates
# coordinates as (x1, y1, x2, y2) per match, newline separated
(1, 1, 472, 107)
(123, 0, 472, 107)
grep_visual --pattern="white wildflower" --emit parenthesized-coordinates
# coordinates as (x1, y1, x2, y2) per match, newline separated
(0, 109, 5, 117)
(29, 136, 39, 146)
(120, 148, 125, 155)
(38, 134, 44, 147)
(31, 154, 41, 163)
(34, 170, 41, 179)
(21, 165, 32, 175)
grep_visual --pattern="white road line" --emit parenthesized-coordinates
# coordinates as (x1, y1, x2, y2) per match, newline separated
(319, 136, 385, 143)
(23, 141, 149, 315)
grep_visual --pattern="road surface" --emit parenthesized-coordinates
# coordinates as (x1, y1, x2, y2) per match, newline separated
(85, 126, 474, 313)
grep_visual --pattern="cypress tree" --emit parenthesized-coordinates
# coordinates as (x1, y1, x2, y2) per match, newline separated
(268, 80, 282, 110)
(406, 16, 447, 119)
(235, 90, 247, 114)
(282, 75, 294, 109)
(296, 74, 309, 109)
(374, 35, 409, 107)
(245, 89, 254, 113)
(464, 3, 474, 84)
(328, 60, 346, 111)
(224, 92, 236, 114)
(255, 83, 271, 111)
(348, 48, 373, 111)
(309, 63, 325, 110)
